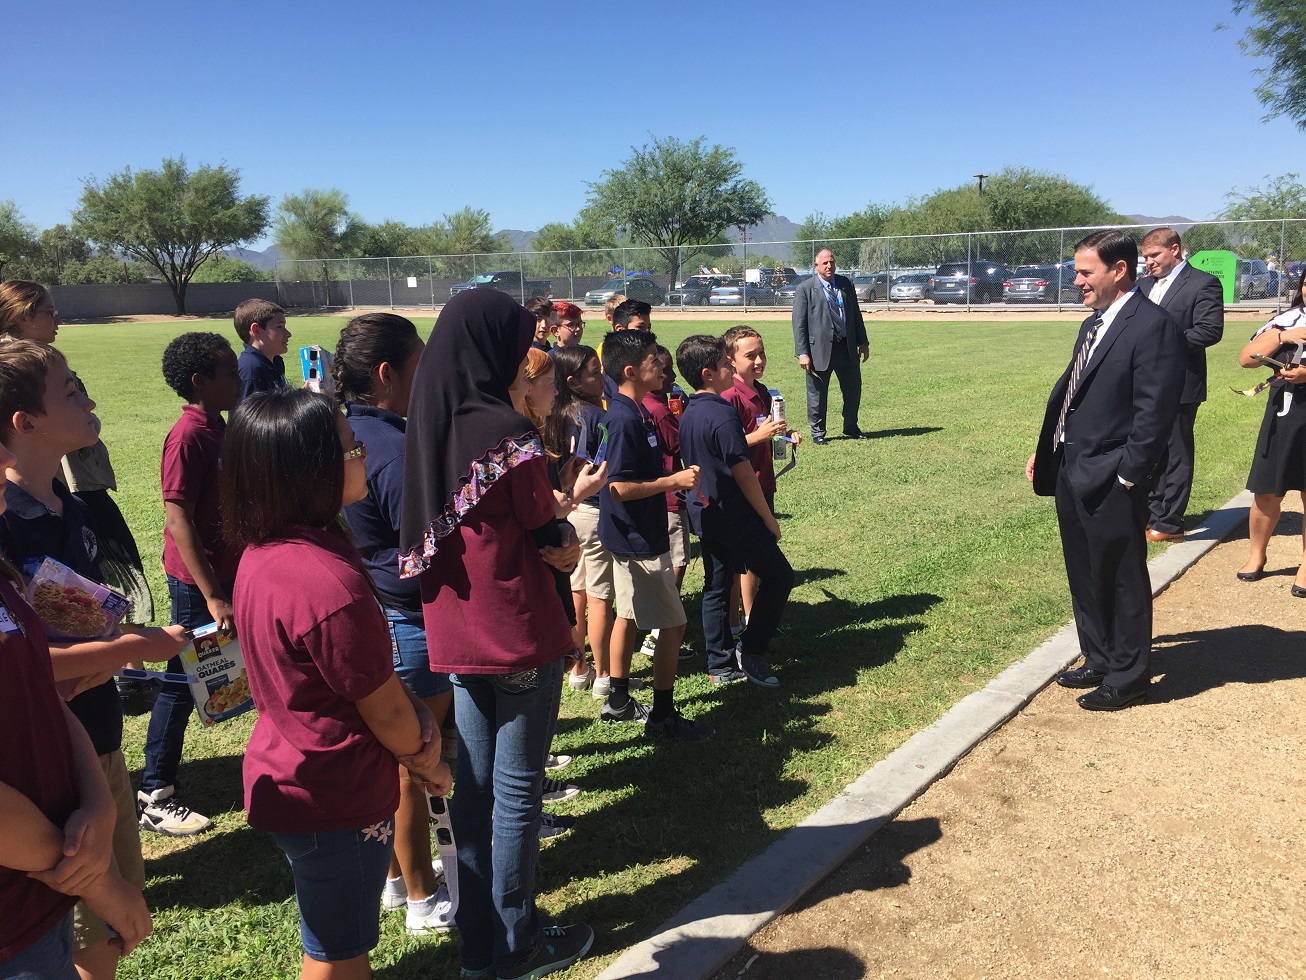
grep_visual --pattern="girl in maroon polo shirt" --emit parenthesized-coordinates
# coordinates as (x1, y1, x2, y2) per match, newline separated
(221, 389, 451, 979)
(398, 291, 595, 980)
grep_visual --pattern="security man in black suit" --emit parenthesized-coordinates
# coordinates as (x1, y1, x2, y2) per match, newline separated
(1026, 231, 1186, 710)
(1137, 227, 1225, 542)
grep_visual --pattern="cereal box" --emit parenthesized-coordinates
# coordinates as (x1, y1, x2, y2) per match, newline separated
(179, 622, 254, 726)
(24, 557, 130, 642)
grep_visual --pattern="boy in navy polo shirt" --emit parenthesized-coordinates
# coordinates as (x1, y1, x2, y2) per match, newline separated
(233, 299, 291, 402)
(597, 330, 712, 741)
(676, 334, 794, 689)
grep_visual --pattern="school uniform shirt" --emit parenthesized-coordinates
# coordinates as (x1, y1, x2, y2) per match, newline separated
(161, 405, 238, 586)
(235, 526, 399, 834)
(0, 576, 79, 962)
(641, 391, 686, 513)
(723, 376, 778, 495)
(341, 404, 420, 619)
(565, 401, 607, 507)
(678, 391, 754, 538)
(598, 392, 671, 558)
(237, 344, 288, 402)
(419, 456, 573, 673)
(0, 480, 121, 756)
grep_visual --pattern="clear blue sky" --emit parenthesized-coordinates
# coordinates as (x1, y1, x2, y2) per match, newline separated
(3, 0, 1299, 249)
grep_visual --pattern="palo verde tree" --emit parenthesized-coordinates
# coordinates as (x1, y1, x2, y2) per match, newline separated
(584, 136, 771, 284)
(1229, 1, 1306, 129)
(74, 158, 269, 313)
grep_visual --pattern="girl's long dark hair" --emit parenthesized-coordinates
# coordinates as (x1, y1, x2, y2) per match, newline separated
(542, 344, 598, 456)
(221, 389, 347, 548)
(1291, 270, 1306, 312)
(333, 313, 421, 405)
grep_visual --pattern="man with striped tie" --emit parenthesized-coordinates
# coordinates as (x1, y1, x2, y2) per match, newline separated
(792, 248, 870, 444)
(1026, 230, 1186, 711)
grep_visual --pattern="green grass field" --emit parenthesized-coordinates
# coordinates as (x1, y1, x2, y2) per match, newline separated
(52, 313, 1262, 978)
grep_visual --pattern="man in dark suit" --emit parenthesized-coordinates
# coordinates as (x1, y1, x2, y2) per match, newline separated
(1137, 227, 1225, 542)
(792, 248, 870, 444)
(1026, 231, 1186, 710)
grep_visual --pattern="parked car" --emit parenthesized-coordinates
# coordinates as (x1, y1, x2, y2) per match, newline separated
(582, 276, 667, 307)
(1236, 258, 1279, 300)
(773, 274, 813, 306)
(708, 281, 777, 306)
(1003, 265, 1079, 304)
(852, 273, 890, 302)
(931, 260, 1012, 304)
(889, 273, 934, 303)
(449, 270, 551, 299)
(667, 274, 732, 306)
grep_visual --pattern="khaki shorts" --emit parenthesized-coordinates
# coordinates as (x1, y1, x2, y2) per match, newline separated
(74, 750, 147, 950)
(613, 553, 687, 630)
(568, 502, 615, 600)
(667, 509, 690, 569)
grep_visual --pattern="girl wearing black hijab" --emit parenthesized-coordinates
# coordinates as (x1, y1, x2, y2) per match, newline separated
(399, 290, 594, 979)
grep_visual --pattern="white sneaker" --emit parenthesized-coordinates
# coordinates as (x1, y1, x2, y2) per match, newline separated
(405, 883, 456, 935)
(546, 753, 573, 771)
(136, 785, 212, 837)
(383, 876, 408, 911)
(567, 664, 595, 692)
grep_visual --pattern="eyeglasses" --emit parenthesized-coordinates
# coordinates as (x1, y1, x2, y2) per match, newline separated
(343, 442, 366, 461)
(35, 305, 59, 318)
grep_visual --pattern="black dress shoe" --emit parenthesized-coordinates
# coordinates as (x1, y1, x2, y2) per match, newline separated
(1236, 568, 1264, 582)
(1293, 584, 1306, 599)
(811, 434, 828, 445)
(842, 429, 871, 439)
(1077, 684, 1147, 711)
(1055, 666, 1106, 689)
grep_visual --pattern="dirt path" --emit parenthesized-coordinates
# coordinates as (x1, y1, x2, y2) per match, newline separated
(714, 503, 1306, 980)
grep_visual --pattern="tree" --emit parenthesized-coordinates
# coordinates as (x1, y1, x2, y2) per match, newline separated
(74, 158, 269, 314)
(0, 201, 39, 281)
(273, 188, 366, 280)
(61, 253, 153, 284)
(585, 135, 771, 284)
(529, 217, 619, 275)
(1230, 1, 1306, 130)
(1218, 172, 1306, 261)
(189, 253, 273, 283)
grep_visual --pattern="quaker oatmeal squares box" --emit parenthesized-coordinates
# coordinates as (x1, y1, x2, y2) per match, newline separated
(179, 621, 254, 725)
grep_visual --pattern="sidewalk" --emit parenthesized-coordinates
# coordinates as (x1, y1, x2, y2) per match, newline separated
(710, 499, 1306, 979)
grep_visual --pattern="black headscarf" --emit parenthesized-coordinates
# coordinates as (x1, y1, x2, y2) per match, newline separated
(398, 290, 539, 575)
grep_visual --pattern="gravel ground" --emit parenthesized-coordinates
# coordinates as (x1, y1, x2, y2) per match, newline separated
(714, 503, 1306, 980)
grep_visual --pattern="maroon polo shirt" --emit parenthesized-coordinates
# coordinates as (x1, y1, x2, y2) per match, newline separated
(641, 391, 686, 513)
(161, 406, 238, 585)
(723, 376, 777, 495)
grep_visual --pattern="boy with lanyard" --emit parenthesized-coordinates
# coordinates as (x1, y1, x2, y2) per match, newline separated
(0, 341, 184, 978)
(596, 330, 712, 741)
(233, 299, 292, 402)
(676, 334, 794, 689)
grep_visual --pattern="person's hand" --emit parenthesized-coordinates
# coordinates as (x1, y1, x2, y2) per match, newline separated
(66, 669, 117, 700)
(78, 873, 152, 956)
(570, 459, 608, 501)
(406, 760, 453, 799)
(397, 729, 443, 786)
(1280, 364, 1306, 384)
(540, 523, 580, 573)
(859, 344, 870, 363)
(1025, 453, 1037, 483)
(757, 418, 785, 440)
(671, 465, 700, 492)
(1281, 326, 1306, 343)
(29, 800, 115, 896)
(764, 514, 782, 542)
(797, 354, 813, 373)
(206, 597, 235, 636)
(787, 430, 803, 447)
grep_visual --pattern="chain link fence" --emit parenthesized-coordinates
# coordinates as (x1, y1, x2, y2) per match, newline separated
(273, 218, 1306, 312)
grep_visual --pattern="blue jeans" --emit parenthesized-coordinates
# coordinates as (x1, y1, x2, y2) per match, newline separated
(450, 658, 562, 975)
(0, 911, 78, 980)
(386, 608, 452, 700)
(140, 577, 231, 795)
(271, 821, 395, 961)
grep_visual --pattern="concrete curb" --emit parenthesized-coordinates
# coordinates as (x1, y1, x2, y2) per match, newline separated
(595, 490, 1254, 980)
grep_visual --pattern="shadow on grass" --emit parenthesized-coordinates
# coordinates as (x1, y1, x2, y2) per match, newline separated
(856, 426, 943, 440)
(1149, 624, 1306, 703)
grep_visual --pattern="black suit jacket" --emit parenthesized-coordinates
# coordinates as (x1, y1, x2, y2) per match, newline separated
(1033, 292, 1187, 500)
(1136, 263, 1224, 404)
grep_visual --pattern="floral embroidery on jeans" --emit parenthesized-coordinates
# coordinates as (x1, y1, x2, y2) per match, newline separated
(362, 820, 394, 845)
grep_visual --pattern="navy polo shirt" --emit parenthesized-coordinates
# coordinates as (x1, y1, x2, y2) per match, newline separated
(678, 391, 754, 538)
(238, 343, 288, 402)
(341, 403, 420, 618)
(0, 480, 122, 756)
(598, 392, 670, 558)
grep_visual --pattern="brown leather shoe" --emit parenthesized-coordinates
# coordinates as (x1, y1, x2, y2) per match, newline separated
(1145, 527, 1185, 543)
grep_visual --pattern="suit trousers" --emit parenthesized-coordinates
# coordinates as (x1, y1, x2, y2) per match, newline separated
(804, 340, 862, 438)
(1147, 402, 1199, 534)
(1054, 460, 1152, 693)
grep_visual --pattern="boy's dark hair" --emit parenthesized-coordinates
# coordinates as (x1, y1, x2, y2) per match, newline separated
(0, 341, 68, 443)
(333, 313, 421, 405)
(221, 389, 345, 548)
(524, 296, 553, 320)
(233, 298, 285, 344)
(1074, 230, 1138, 281)
(162, 332, 233, 401)
(601, 329, 657, 384)
(676, 334, 726, 391)
(722, 324, 762, 356)
(542, 344, 599, 454)
(611, 299, 651, 328)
